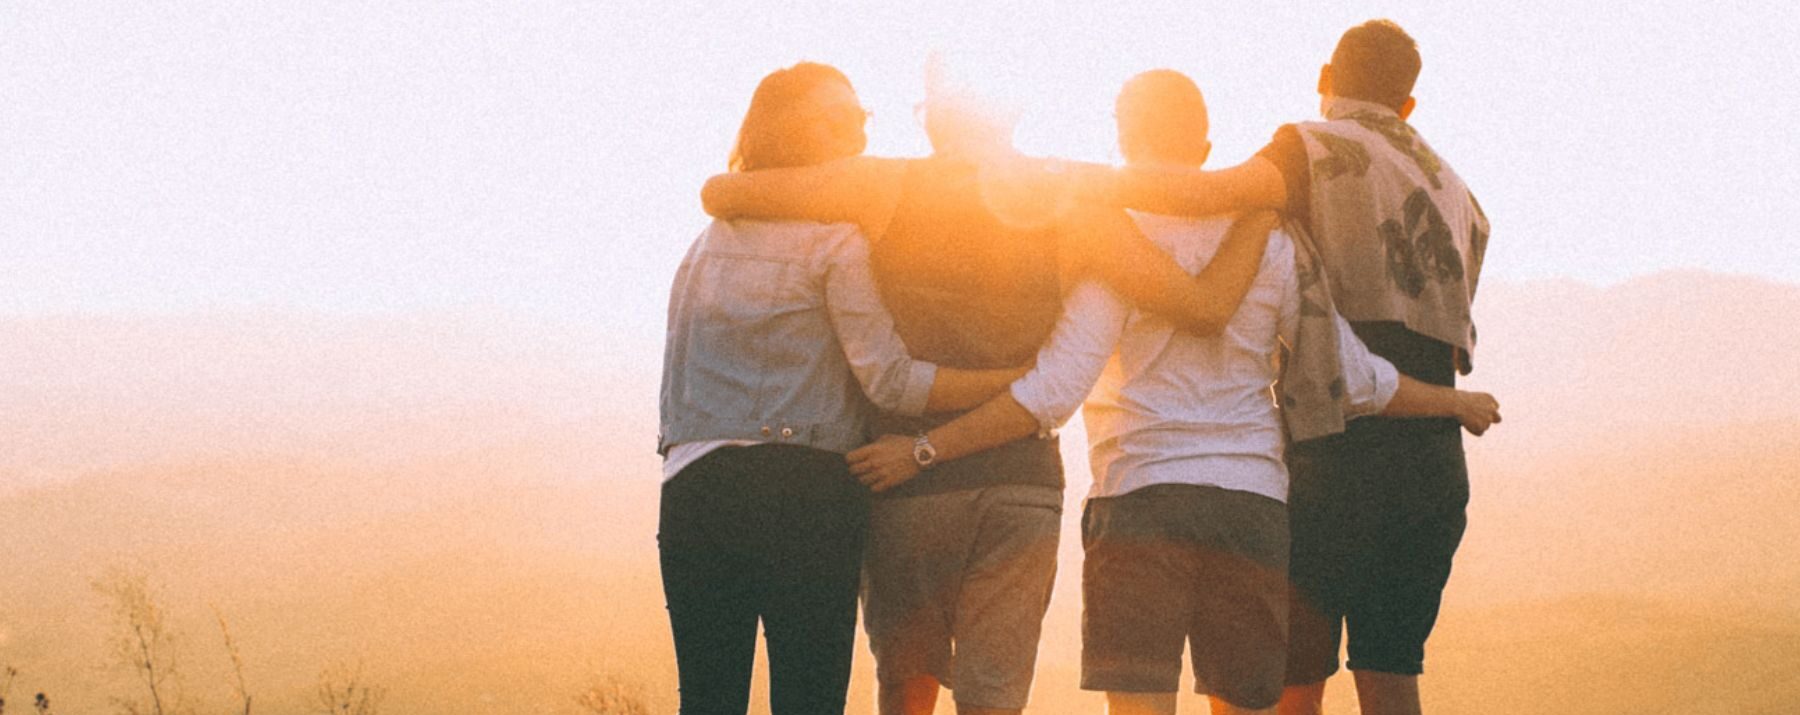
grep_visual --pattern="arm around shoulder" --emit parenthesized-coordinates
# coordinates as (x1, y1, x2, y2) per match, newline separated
(1111, 156, 1289, 217)
(1062, 205, 1278, 337)
(700, 156, 907, 239)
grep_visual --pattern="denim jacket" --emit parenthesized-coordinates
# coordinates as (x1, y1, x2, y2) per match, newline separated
(658, 219, 938, 456)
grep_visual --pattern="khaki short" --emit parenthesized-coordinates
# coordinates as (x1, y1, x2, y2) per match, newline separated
(862, 484, 1062, 711)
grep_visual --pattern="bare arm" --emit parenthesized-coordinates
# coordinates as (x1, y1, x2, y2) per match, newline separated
(1063, 205, 1279, 336)
(923, 366, 1031, 413)
(1103, 156, 1290, 217)
(1382, 377, 1502, 436)
(848, 281, 1129, 492)
(700, 156, 907, 241)
(846, 394, 1039, 493)
(1325, 309, 1502, 436)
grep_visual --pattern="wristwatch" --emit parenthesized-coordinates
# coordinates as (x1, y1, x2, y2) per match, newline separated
(912, 432, 938, 470)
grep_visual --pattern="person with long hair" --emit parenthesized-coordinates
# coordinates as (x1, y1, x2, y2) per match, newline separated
(701, 61, 1282, 715)
(657, 62, 1024, 715)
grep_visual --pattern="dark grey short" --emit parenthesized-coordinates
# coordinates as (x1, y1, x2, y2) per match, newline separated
(1080, 483, 1290, 710)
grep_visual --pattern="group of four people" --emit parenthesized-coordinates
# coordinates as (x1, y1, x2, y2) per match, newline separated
(658, 19, 1497, 715)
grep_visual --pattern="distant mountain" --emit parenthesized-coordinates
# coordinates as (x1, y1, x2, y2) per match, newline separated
(0, 311, 660, 495)
(4, 270, 1799, 714)
(1448, 271, 1800, 609)
(1465, 270, 1800, 456)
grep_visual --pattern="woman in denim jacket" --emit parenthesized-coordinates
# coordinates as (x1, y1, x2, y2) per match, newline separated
(657, 63, 1022, 715)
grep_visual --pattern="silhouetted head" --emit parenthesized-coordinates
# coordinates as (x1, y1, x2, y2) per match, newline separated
(1116, 69, 1212, 168)
(1320, 19, 1421, 118)
(919, 53, 1021, 158)
(728, 62, 868, 172)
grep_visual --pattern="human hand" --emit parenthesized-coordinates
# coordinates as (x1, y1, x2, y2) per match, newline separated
(1454, 391, 1502, 436)
(847, 434, 923, 493)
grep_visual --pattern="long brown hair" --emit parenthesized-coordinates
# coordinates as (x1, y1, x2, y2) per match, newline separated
(728, 62, 865, 172)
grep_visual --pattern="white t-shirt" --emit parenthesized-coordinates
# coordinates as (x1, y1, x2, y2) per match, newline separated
(660, 440, 758, 483)
(1008, 213, 1399, 503)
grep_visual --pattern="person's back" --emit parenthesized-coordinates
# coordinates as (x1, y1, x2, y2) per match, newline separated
(857, 77, 1075, 715)
(1287, 100, 1484, 374)
(661, 218, 925, 464)
(1258, 21, 1488, 715)
(1083, 212, 1293, 502)
(1076, 206, 1402, 715)
(868, 155, 1066, 499)
(658, 63, 1034, 715)
(689, 61, 1281, 715)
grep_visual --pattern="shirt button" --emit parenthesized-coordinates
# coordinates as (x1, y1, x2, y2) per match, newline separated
(760, 426, 772, 436)
(780, 427, 794, 439)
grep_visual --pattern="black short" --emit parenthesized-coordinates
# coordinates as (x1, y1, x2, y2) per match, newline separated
(1080, 484, 1289, 710)
(1284, 415, 1468, 682)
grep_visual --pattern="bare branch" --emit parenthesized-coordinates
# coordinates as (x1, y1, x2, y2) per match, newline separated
(313, 661, 385, 715)
(210, 604, 252, 715)
(94, 567, 183, 715)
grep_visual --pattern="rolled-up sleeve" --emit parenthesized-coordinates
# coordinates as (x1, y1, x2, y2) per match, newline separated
(1009, 281, 1130, 435)
(1335, 312, 1400, 417)
(821, 228, 939, 416)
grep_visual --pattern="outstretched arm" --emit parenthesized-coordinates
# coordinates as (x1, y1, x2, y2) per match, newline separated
(848, 281, 1130, 492)
(849, 392, 1042, 492)
(1062, 206, 1278, 336)
(700, 156, 907, 241)
(1102, 156, 1290, 217)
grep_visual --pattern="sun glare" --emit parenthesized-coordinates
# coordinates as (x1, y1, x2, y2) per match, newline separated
(845, 17, 1147, 164)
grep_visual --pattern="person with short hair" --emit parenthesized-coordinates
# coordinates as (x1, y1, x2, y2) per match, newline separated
(700, 58, 1278, 715)
(844, 66, 1498, 715)
(1095, 21, 1493, 715)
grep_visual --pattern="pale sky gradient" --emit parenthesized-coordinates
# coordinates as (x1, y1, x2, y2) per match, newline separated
(4, 1, 1797, 355)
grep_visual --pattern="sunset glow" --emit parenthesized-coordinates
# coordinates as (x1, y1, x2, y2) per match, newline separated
(4, 2, 1798, 714)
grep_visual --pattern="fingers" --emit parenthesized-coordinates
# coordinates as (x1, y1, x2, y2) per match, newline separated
(867, 470, 899, 493)
(1462, 410, 1501, 436)
(847, 437, 919, 492)
(857, 464, 912, 493)
(1456, 392, 1502, 436)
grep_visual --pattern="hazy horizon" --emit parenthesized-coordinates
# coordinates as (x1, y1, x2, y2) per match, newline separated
(6, 268, 1800, 714)
(6, 2, 1799, 714)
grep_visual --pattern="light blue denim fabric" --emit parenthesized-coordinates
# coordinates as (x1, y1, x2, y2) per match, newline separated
(658, 219, 936, 455)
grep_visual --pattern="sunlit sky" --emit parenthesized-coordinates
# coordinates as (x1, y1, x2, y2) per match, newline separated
(4, 1, 1797, 354)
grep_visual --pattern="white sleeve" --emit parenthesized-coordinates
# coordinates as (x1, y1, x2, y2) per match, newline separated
(1007, 281, 1130, 435)
(1335, 312, 1400, 417)
(820, 228, 939, 416)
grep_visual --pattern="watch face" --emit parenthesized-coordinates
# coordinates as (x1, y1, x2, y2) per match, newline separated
(912, 439, 936, 466)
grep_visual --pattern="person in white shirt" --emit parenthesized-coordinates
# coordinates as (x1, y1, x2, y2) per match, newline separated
(846, 70, 1500, 715)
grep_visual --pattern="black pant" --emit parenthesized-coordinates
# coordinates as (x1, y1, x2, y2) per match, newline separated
(658, 444, 871, 715)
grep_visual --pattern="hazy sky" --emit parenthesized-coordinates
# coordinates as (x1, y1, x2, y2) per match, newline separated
(5, 1, 1797, 353)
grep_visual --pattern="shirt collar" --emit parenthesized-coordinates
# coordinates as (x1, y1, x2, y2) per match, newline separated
(1322, 95, 1400, 121)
